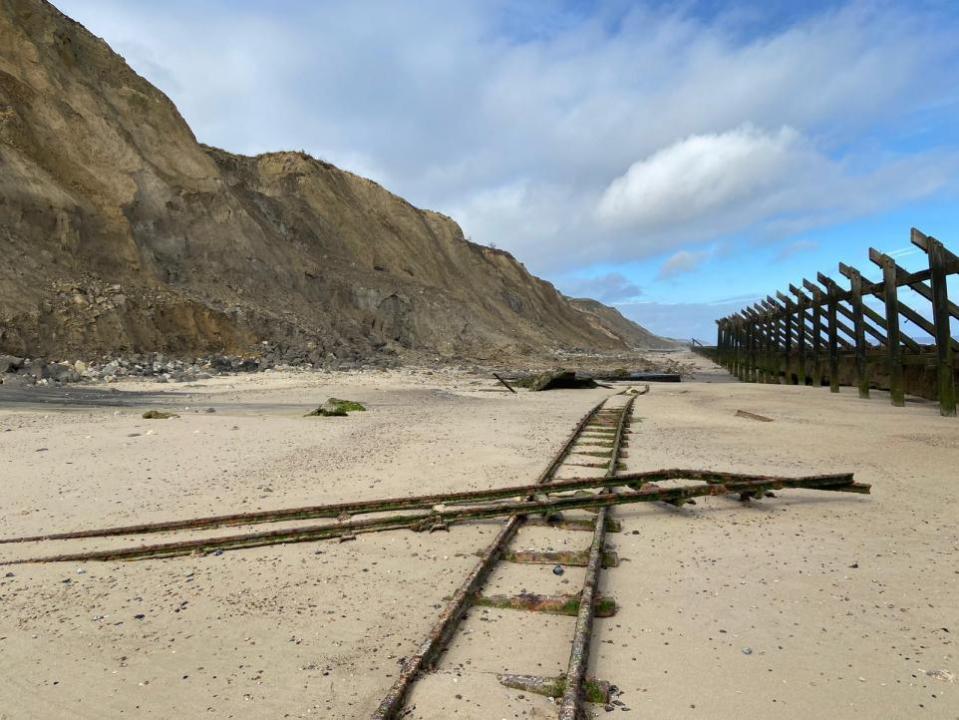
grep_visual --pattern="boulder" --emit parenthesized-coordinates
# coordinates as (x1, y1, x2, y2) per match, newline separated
(0, 355, 24, 373)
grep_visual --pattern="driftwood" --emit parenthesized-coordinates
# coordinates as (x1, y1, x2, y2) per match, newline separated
(735, 409, 774, 422)
(512, 370, 599, 391)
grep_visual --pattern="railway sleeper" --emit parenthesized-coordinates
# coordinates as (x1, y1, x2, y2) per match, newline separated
(473, 591, 618, 617)
(497, 673, 613, 704)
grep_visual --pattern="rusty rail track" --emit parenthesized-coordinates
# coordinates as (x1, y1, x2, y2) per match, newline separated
(0, 469, 862, 547)
(371, 393, 636, 719)
(369, 396, 611, 719)
(1, 472, 867, 565)
(559, 392, 634, 718)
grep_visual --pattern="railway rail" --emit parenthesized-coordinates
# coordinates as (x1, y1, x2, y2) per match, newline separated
(371, 392, 637, 719)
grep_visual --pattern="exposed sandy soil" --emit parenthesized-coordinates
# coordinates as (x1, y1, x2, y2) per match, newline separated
(0, 353, 956, 719)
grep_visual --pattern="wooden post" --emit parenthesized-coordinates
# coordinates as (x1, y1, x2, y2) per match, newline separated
(765, 298, 785, 384)
(738, 317, 748, 382)
(743, 313, 755, 382)
(733, 315, 745, 381)
(778, 294, 794, 384)
(789, 286, 809, 386)
(873, 252, 905, 406)
(771, 298, 790, 384)
(816, 277, 841, 393)
(912, 229, 957, 416)
(755, 305, 772, 383)
(840, 264, 870, 399)
(718, 320, 727, 371)
(803, 279, 827, 388)
(811, 292, 822, 387)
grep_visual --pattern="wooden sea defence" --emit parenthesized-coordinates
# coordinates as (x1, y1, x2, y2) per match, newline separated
(701, 228, 958, 417)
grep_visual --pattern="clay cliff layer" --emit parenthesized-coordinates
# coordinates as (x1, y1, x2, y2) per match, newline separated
(0, 0, 666, 363)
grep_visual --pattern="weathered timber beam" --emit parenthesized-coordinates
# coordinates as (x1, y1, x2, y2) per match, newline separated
(803, 279, 855, 352)
(912, 229, 957, 416)
(817, 274, 872, 345)
(868, 248, 959, 323)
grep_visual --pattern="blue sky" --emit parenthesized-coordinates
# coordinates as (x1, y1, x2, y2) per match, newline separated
(54, 0, 959, 341)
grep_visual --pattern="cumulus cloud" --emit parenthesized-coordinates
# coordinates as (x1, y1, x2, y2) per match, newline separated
(598, 124, 959, 252)
(598, 126, 802, 231)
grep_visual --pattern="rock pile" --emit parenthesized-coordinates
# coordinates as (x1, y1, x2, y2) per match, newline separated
(1, 352, 291, 387)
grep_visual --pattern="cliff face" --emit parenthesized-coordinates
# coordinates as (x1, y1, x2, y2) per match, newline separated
(0, 0, 666, 362)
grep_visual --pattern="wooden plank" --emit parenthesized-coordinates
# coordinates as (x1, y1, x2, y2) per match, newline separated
(493, 373, 517, 393)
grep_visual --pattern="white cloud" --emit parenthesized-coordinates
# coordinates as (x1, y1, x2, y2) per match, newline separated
(597, 125, 803, 231)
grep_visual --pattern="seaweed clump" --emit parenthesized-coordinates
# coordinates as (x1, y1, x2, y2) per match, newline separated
(142, 410, 179, 419)
(305, 398, 367, 417)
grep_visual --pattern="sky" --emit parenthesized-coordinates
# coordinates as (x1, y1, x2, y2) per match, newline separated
(54, 0, 959, 341)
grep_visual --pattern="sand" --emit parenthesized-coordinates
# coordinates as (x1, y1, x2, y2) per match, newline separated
(0, 354, 956, 719)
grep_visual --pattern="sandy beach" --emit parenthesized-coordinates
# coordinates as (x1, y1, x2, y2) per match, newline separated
(1, 352, 956, 719)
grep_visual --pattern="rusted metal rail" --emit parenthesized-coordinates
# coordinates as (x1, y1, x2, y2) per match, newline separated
(559, 393, 633, 719)
(369, 396, 611, 719)
(0, 468, 859, 546)
(0, 473, 868, 566)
